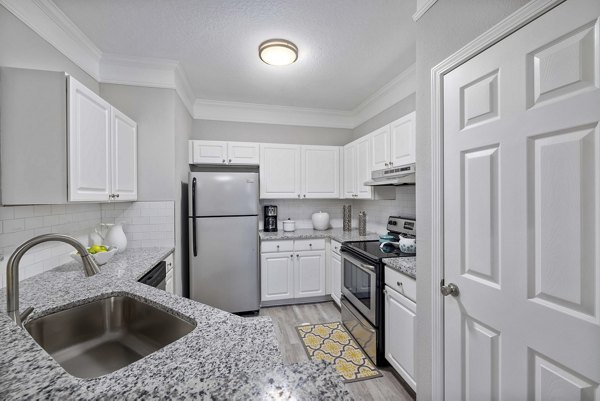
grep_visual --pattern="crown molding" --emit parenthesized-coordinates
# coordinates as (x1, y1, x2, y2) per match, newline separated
(351, 63, 416, 127)
(100, 54, 195, 115)
(413, 0, 438, 21)
(2, 0, 416, 128)
(0, 0, 102, 80)
(193, 99, 355, 129)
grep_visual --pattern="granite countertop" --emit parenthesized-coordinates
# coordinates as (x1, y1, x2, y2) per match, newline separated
(383, 256, 417, 279)
(259, 227, 380, 242)
(0, 248, 350, 400)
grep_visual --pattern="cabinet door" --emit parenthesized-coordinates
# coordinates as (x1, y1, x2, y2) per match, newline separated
(385, 285, 417, 391)
(390, 112, 416, 167)
(355, 136, 373, 199)
(331, 251, 342, 306)
(301, 146, 340, 199)
(370, 125, 391, 171)
(261, 253, 294, 301)
(294, 250, 326, 298)
(227, 142, 260, 165)
(68, 77, 112, 202)
(259, 144, 301, 199)
(111, 107, 137, 201)
(342, 142, 357, 198)
(190, 140, 228, 165)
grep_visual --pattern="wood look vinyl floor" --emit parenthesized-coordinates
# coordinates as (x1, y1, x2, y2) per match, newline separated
(259, 302, 414, 401)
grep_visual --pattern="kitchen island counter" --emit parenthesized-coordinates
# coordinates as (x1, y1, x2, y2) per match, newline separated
(0, 248, 350, 400)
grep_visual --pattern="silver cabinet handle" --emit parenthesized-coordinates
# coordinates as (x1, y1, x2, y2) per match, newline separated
(222, 159, 226, 163)
(277, 245, 280, 249)
(296, 254, 299, 258)
(290, 254, 293, 258)
(297, 194, 301, 198)
(390, 161, 394, 166)
(397, 281, 402, 287)
(309, 243, 312, 247)
(385, 162, 389, 167)
(303, 194, 306, 198)
(115, 194, 120, 198)
(441, 282, 459, 297)
(229, 159, 232, 163)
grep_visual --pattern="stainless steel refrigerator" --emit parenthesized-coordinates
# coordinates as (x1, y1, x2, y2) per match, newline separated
(188, 171, 259, 313)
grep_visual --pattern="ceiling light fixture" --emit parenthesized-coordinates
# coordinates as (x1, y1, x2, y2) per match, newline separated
(259, 39, 298, 66)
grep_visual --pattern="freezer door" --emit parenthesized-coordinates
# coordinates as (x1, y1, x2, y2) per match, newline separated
(189, 172, 258, 216)
(189, 215, 259, 313)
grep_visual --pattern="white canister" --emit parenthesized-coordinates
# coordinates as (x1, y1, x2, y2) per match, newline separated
(105, 223, 127, 252)
(311, 211, 330, 231)
(283, 219, 296, 232)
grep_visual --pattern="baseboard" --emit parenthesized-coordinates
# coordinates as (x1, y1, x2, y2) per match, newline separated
(260, 295, 333, 308)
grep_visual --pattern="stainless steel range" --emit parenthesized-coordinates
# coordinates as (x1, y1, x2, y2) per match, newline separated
(340, 216, 416, 366)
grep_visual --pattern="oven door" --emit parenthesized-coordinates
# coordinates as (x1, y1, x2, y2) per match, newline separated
(341, 251, 377, 325)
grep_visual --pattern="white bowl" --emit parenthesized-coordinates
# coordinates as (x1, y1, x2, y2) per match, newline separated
(70, 246, 118, 266)
(312, 211, 330, 231)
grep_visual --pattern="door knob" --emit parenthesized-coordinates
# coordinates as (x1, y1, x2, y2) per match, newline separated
(440, 282, 459, 297)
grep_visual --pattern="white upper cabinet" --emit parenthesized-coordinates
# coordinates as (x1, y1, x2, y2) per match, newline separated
(343, 143, 357, 198)
(390, 111, 416, 166)
(68, 77, 137, 202)
(260, 144, 302, 198)
(68, 77, 112, 202)
(369, 112, 416, 171)
(343, 137, 372, 199)
(260, 144, 340, 199)
(228, 142, 260, 165)
(301, 145, 340, 199)
(111, 108, 138, 201)
(370, 125, 391, 171)
(189, 140, 260, 165)
(0, 69, 137, 204)
(189, 140, 228, 164)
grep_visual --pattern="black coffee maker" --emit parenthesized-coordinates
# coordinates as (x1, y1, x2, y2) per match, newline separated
(264, 205, 278, 232)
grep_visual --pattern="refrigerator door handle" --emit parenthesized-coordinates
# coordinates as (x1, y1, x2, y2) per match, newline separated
(192, 177, 197, 257)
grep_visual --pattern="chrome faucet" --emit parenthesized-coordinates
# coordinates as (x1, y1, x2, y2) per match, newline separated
(6, 234, 100, 326)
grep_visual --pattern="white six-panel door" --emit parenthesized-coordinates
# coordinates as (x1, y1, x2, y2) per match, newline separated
(111, 107, 137, 201)
(68, 77, 111, 201)
(443, 1, 600, 399)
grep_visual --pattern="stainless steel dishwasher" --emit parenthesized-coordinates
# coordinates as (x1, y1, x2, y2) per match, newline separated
(138, 261, 167, 290)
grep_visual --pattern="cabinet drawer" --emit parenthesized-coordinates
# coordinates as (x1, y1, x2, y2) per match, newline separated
(261, 240, 294, 253)
(385, 266, 416, 303)
(294, 239, 326, 251)
(331, 239, 342, 255)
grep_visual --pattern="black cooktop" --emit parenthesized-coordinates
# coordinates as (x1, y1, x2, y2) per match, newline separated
(342, 240, 415, 262)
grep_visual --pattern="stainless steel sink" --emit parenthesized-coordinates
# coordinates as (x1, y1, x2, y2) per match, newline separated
(25, 295, 196, 378)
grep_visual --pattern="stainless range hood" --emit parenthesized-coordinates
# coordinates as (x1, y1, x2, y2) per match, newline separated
(364, 164, 415, 186)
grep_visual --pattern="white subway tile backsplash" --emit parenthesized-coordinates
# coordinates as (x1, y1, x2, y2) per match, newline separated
(100, 201, 175, 249)
(14, 206, 34, 219)
(4, 219, 25, 233)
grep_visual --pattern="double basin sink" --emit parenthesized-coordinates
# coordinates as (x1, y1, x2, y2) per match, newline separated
(25, 295, 196, 378)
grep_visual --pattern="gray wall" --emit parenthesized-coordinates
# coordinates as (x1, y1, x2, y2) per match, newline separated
(0, 5, 98, 93)
(414, 1, 529, 399)
(174, 95, 192, 297)
(100, 83, 193, 297)
(192, 119, 353, 146)
(352, 93, 416, 140)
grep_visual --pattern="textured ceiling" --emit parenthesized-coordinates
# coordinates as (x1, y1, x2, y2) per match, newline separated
(53, 0, 416, 110)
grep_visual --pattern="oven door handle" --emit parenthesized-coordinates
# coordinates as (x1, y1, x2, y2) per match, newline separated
(341, 252, 376, 273)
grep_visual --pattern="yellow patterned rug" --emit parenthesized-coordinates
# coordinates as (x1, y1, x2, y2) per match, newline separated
(296, 321, 382, 383)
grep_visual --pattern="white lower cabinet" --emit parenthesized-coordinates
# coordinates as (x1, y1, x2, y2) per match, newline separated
(330, 239, 342, 306)
(164, 253, 174, 294)
(261, 239, 327, 303)
(384, 284, 417, 391)
(294, 251, 326, 298)
(261, 253, 294, 301)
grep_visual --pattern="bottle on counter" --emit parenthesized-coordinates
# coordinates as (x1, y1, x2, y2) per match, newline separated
(343, 205, 352, 232)
(358, 211, 367, 236)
